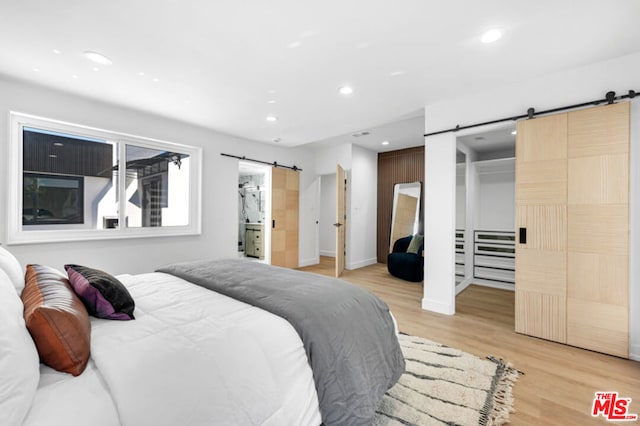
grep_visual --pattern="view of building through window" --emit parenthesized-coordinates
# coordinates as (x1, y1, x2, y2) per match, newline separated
(20, 124, 192, 233)
(22, 127, 116, 229)
(124, 145, 190, 228)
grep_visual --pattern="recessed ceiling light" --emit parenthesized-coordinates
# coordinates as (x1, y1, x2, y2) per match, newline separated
(52, 49, 61, 54)
(287, 41, 302, 48)
(339, 86, 354, 95)
(92, 67, 99, 72)
(511, 130, 517, 135)
(152, 78, 160, 83)
(390, 71, 405, 77)
(32, 68, 40, 72)
(267, 100, 276, 104)
(266, 115, 278, 122)
(138, 71, 145, 76)
(72, 74, 78, 79)
(83, 50, 113, 65)
(481, 29, 502, 44)
(382, 141, 390, 146)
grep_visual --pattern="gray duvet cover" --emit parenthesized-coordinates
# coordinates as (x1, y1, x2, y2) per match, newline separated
(157, 258, 405, 426)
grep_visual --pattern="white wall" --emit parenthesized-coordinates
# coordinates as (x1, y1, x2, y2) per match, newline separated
(314, 144, 352, 175)
(423, 132, 456, 314)
(477, 171, 515, 231)
(424, 51, 640, 358)
(319, 174, 336, 257)
(0, 75, 316, 274)
(347, 145, 377, 269)
(455, 165, 465, 229)
(295, 148, 319, 267)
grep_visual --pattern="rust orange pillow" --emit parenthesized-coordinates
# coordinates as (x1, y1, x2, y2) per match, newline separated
(21, 264, 91, 376)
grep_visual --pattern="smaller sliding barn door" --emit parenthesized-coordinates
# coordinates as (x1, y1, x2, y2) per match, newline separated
(566, 102, 629, 358)
(515, 113, 568, 343)
(271, 167, 299, 269)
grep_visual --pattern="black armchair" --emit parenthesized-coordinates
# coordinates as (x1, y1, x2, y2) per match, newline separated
(387, 235, 424, 282)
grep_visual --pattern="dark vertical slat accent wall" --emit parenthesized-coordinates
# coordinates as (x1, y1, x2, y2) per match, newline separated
(377, 146, 425, 263)
(23, 131, 113, 177)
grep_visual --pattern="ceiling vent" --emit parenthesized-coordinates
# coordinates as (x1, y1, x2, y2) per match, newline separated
(351, 131, 370, 138)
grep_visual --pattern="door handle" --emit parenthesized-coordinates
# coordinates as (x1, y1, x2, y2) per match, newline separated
(519, 227, 527, 244)
(333, 223, 343, 227)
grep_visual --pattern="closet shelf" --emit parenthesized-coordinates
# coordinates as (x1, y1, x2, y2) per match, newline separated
(473, 157, 515, 175)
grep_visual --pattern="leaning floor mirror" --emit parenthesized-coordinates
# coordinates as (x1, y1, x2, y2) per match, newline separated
(389, 182, 421, 252)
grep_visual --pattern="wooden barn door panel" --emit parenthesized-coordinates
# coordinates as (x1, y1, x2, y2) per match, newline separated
(566, 102, 629, 358)
(271, 167, 299, 269)
(515, 113, 567, 343)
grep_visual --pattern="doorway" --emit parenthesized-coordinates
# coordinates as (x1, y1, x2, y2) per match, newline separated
(318, 173, 337, 271)
(238, 161, 271, 263)
(455, 125, 516, 294)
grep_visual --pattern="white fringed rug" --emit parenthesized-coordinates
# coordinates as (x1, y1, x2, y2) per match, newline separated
(374, 334, 520, 426)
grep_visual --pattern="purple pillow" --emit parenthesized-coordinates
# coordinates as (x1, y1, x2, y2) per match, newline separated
(64, 264, 135, 320)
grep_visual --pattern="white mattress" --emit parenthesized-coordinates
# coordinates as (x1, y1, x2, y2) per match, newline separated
(23, 272, 321, 426)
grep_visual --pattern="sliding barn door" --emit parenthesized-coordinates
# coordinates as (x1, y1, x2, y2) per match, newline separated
(515, 102, 630, 358)
(271, 167, 299, 269)
(566, 102, 629, 358)
(515, 113, 568, 343)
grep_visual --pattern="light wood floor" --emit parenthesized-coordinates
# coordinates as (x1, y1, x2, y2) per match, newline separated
(299, 257, 640, 425)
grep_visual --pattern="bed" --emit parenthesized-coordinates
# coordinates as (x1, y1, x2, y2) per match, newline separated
(0, 248, 404, 426)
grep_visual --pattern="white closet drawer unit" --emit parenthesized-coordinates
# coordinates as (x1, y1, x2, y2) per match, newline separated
(473, 230, 515, 287)
(455, 229, 465, 283)
(474, 266, 515, 283)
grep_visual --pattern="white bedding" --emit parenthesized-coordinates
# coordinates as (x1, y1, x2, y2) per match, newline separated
(23, 272, 321, 426)
(23, 361, 119, 426)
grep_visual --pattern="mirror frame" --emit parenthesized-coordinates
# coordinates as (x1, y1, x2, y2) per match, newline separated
(389, 181, 421, 252)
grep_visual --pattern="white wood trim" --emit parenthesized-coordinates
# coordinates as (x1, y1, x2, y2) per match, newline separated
(7, 111, 202, 245)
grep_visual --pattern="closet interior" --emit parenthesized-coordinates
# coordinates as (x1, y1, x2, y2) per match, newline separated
(456, 126, 516, 292)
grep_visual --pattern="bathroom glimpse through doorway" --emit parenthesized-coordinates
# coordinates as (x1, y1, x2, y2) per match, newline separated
(238, 161, 271, 263)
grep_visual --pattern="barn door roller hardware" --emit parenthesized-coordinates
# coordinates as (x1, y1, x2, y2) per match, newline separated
(424, 89, 637, 138)
(220, 153, 302, 171)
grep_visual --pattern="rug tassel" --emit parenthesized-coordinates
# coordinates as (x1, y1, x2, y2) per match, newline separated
(486, 362, 521, 426)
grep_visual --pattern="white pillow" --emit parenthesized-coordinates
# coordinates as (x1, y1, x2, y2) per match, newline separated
(0, 246, 24, 295)
(0, 269, 40, 425)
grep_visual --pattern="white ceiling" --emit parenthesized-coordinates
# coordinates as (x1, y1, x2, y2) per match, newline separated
(457, 125, 516, 157)
(1, 1, 639, 152)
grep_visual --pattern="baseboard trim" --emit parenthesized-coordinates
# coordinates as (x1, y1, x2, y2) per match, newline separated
(347, 257, 377, 270)
(455, 277, 473, 295)
(421, 298, 454, 315)
(298, 257, 318, 268)
(319, 250, 336, 257)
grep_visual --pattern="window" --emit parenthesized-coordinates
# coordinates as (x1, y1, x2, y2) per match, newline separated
(8, 112, 201, 244)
